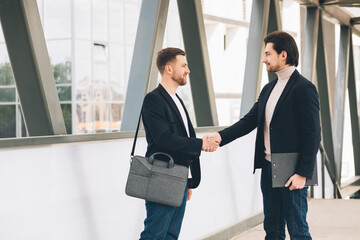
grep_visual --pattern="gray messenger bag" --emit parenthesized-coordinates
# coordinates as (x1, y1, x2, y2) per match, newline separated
(125, 102, 188, 207)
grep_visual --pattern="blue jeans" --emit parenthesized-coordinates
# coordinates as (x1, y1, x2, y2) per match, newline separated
(261, 160, 312, 240)
(139, 185, 188, 240)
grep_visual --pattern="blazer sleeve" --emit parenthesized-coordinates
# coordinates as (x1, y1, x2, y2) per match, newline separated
(218, 100, 259, 146)
(296, 83, 321, 179)
(142, 93, 203, 157)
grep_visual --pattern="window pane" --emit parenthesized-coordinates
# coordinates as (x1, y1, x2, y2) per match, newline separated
(76, 103, 93, 133)
(0, 19, 4, 43)
(57, 86, 72, 101)
(0, 105, 16, 138)
(110, 87, 124, 101)
(47, 40, 72, 84)
(93, 63, 109, 84)
(109, 0, 124, 44)
(76, 86, 92, 102)
(94, 103, 110, 133)
(92, 0, 108, 42)
(110, 103, 122, 132)
(44, 0, 71, 39)
(75, 40, 92, 84)
(0, 88, 16, 102)
(125, 3, 140, 45)
(93, 43, 108, 62)
(61, 104, 72, 134)
(0, 44, 14, 86)
(0, 63, 14, 86)
(202, 0, 245, 21)
(52, 61, 72, 84)
(109, 44, 125, 86)
(93, 87, 110, 102)
(74, 0, 91, 40)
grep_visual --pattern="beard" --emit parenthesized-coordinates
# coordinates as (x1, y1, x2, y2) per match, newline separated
(172, 75, 187, 86)
(266, 63, 281, 73)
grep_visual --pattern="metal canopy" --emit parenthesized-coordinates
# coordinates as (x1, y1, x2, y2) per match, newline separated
(300, 1, 360, 192)
(321, 0, 360, 6)
(294, 0, 360, 36)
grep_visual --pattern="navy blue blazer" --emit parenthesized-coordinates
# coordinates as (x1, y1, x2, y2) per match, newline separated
(219, 69, 321, 179)
(142, 84, 203, 188)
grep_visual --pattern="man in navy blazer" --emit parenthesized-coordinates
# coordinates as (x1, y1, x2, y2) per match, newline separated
(139, 48, 218, 239)
(208, 31, 321, 239)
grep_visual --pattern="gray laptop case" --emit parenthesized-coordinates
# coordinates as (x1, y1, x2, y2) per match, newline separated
(271, 152, 318, 188)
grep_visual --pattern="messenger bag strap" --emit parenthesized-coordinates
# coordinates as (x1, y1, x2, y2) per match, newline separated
(130, 97, 176, 157)
(130, 108, 142, 157)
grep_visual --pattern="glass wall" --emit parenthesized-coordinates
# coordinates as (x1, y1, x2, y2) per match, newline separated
(341, 34, 360, 182)
(73, 0, 139, 134)
(203, 0, 252, 126)
(0, 0, 360, 138)
(74, 0, 139, 134)
(0, 36, 20, 138)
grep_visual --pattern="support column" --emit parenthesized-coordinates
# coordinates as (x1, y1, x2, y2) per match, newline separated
(301, 7, 319, 81)
(177, 0, 218, 126)
(0, 0, 66, 136)
(121, 0, 169, 131)
(333, 26, 350, 182)
(315, 11, 337, 181)
(348, 33, 360, 175)
(240, 0, 271, 117)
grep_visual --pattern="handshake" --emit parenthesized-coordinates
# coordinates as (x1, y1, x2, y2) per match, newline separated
(202, 132, 222, 152)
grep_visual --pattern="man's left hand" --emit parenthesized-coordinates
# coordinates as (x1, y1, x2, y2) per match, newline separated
(285, 174, 306, 191)
(187, 189, 192, 201)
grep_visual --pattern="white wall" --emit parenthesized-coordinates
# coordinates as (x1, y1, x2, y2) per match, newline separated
(0, 131, 263, 240)
(0, 130, 331, 239)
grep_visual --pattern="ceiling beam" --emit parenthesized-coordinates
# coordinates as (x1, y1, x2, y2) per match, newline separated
(294, 0, 360, 36)
(351, 17, 360, 25)
(320, 0, 360, 6)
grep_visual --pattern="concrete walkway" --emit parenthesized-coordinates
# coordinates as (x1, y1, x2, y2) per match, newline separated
(230, 199, 360, 240)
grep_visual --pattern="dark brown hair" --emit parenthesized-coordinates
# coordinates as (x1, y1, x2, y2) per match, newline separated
(156, 47, 186, 74)
(264, 31, 299, 67)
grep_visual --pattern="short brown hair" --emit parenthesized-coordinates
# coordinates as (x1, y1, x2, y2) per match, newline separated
(156, 47, 186, 74)
(264, 31, 299, 67)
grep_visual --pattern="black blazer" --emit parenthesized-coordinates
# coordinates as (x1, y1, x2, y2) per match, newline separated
(219, 70, 321, 179)
(142, 84, 203, 188)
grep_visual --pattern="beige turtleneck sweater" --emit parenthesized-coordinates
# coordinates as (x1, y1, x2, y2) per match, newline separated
(264, 65, 296, 161)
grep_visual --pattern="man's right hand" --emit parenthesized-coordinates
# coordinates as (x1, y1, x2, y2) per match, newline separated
(202, 132, 221, 152)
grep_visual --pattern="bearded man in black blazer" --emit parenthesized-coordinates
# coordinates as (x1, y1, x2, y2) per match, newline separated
(139, 48, 218, 240)
(208, 31, 321, 240)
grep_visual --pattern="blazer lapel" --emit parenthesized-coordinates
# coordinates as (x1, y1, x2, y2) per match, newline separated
(158, 84, 187, 134)
(259, 80, 277, 124)
(271, 69, 299, 121)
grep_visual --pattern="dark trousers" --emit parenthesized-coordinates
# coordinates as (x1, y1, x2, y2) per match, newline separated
(261, 160, 312, 240)
(139, 185, 188, 240)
